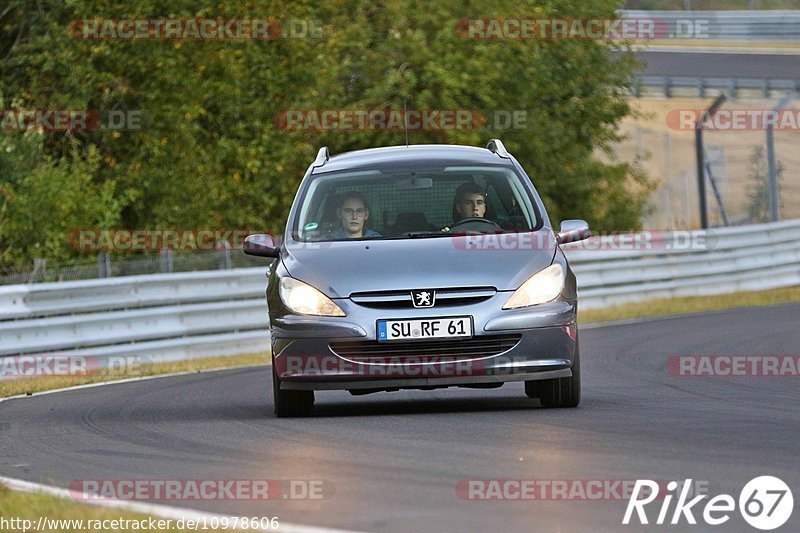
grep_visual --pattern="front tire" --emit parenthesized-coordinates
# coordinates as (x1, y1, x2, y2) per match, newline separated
(524, 338, 581, 408)
(272, 364, 314, 417)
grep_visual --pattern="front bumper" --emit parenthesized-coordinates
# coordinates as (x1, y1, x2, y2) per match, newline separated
(271, 298, 578, 392)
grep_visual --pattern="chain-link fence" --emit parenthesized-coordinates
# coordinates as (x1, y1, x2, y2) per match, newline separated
(615, 96, 800, 229)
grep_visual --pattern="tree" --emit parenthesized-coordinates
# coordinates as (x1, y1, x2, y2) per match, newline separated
(747, 145, 782, 223)
(1, 0, 653, 269)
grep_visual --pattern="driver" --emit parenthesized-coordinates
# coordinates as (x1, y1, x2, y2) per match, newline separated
(452, 182, 487, 223)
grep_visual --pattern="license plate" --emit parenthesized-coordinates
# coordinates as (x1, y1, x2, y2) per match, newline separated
(377, 317, 472, 342)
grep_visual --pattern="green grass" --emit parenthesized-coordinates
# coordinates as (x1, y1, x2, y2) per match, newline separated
(0, 484, 253, 532)
(579, 285, 800, 323)
(0, 352, 269, 399)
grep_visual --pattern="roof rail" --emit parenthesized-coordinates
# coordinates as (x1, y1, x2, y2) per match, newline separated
(312, 146, 330, 168)
(486, 139, 510, 159)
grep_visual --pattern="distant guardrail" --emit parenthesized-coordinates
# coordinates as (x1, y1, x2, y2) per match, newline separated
(1, 220, 799, 364)
(621, 10, 800, 41)
(621, 10, 800, 98)
(0, 247, 264, 286)
(635, 76, 800, 98)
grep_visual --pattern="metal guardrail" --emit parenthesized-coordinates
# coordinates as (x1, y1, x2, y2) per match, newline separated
(1, 220, 798, 364)
(0, 248, 265, 286)
(0, 268, 272, 361)
(621, 10, 800, 41)
(565, 219, 800, 309)
(636, 76, 800, 98)
(0, 268, 267, 320)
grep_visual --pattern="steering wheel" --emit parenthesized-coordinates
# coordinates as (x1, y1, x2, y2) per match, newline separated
(448, 217, 502, 232)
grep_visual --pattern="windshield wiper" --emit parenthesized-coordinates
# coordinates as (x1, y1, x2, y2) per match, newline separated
(401, 230, 452, 238)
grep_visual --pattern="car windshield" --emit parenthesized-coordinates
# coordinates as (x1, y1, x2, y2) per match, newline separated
(292, 164, 542, 242)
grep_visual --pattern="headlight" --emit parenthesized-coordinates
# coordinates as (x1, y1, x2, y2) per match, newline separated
(502, 263, 565, 309)
(279, 277, 346, 316)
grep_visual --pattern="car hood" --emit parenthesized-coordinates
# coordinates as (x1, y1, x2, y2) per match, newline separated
(281, 230, 557, 298)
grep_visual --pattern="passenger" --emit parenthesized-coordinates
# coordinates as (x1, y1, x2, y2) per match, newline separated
(330, 192, 382, 239)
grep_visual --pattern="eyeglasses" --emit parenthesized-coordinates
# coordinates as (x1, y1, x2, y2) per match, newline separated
(341, 207, 367, 217)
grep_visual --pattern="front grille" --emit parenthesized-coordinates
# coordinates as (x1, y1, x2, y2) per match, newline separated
(329, 334, 521, 361)
(350, 287, 496, 308)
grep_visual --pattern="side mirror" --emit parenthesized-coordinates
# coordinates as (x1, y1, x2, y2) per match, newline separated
(243, 234, 280, 258)
(556, 220, 591, 245)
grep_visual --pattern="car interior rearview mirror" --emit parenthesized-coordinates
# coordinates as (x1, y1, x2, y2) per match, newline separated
(395, 175, 433, 190)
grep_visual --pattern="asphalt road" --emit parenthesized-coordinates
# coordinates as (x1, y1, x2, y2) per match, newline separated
(637, 50, 800, 81)
(1, 303, 799, 532)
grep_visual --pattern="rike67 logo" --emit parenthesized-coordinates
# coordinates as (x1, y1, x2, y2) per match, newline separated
(624, 476, 793, 530)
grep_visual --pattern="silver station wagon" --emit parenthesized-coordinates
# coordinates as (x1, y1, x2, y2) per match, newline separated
(245, 140, 590, 416)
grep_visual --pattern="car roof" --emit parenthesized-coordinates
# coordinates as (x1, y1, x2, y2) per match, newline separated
(313, 144, 515, 174)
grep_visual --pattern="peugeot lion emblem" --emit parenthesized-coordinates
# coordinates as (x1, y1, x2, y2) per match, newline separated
(411, 290, 435, 308)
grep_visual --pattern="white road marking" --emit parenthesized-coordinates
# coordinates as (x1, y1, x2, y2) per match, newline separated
(0, 364, 268, 405)
(0, 475, 359, 533)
